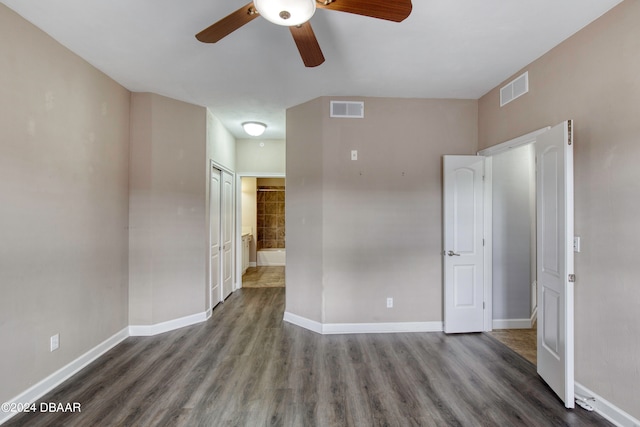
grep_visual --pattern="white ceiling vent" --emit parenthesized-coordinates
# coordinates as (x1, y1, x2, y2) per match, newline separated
(500, 71, 529, 107)
(330, 101, 364, 118)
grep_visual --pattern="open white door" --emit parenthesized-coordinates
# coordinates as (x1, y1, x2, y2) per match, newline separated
(443, 156, 485, 333)
(536, 120, 574, 408)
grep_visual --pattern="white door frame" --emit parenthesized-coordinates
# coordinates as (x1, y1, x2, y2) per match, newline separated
(235, 172, 286, 290)
(477, 126, 550, 331)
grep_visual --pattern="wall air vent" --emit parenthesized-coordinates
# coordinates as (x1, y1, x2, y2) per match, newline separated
(500, 71, 529, 107)
(330, 101, 364, 118)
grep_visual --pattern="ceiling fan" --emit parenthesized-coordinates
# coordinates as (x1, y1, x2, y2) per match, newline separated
(195, 0, 413, 67)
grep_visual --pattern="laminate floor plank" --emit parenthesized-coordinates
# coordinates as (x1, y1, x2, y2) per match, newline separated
(5, 287, 612, 427)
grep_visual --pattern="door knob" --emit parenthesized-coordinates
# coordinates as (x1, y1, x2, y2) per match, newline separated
(447, 250, 461, 256)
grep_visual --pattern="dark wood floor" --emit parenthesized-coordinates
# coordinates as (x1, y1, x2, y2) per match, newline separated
(6, 288, 610, 427)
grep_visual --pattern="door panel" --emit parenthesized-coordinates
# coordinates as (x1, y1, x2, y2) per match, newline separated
(443, 155, 485, 333)
(536, 120, 574, 408)
(222, 171, 234, 299)
(210, 166, 222, 307)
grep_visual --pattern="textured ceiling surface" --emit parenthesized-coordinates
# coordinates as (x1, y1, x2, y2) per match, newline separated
(2, 0, 622, 138)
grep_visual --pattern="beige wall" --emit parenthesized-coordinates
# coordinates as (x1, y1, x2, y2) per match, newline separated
(286, 96, 478, 323)
(478, 0, 640, 419)
(236, 139, 285, 175)
(129, 93, 207, 324)
(207, 110, 236, 172)
(286, 98, 325, 322)
(0, 4, 130, 403)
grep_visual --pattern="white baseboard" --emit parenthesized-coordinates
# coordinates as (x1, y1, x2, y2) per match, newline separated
(283, 312, 443, 335)
(530, 306, 537, 325)
(129, 311, 208, 337)
(283, 311, 323, 334)
(492, 318, 534, 329)
(249, 262, 257, 267)
(575, 382, 640, 427)
(322, 321, 443, 334)
(0, 327, 129, 426)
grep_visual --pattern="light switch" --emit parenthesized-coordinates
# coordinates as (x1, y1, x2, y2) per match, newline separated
(573, 236, 581, 252)
(351, 150, 358, 161)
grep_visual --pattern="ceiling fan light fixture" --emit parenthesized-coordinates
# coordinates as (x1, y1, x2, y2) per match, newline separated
(242, 121, 267, 136)
(254, 0, 316, 26)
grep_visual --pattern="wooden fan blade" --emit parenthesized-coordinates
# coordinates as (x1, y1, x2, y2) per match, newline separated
(196, 2, 259, 43)
(316, 0, 412, 22)
(290, 22, 325, 68)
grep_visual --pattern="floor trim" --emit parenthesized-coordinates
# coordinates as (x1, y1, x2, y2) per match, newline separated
(284, 312, 443, 335)
(283, 311, 323, 334)
(492, 317, 533, 329)
(129, 311, 209, 337)
(0, 327, 129, 426)
(575, 382, 640, 427)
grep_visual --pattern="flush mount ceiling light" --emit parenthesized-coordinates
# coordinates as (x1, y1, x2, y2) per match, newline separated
(253, 0, 316, 26)
(242, 121, 267, 137)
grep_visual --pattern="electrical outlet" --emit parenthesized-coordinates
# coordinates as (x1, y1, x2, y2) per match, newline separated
(386, 297, 393, 308)
(50, 334, 59, 352)
(351, 150, 358, 161)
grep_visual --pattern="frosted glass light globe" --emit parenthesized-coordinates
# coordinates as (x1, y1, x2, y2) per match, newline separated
(254, 0, 316, 26)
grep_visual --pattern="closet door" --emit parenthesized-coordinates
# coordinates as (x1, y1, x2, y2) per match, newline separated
(221, 170, 234, 299)
(210, 165, 222, 307)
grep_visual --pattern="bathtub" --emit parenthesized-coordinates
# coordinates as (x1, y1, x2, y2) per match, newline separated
(257, 249, 286, 266)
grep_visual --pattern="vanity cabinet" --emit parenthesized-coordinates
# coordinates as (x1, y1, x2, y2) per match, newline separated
(242, 234, 251, 274)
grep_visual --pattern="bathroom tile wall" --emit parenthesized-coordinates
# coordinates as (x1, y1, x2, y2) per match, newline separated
(257, 186, 285, 249)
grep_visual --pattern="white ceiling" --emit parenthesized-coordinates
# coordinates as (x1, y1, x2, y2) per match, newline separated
(2, 0, 622, 139)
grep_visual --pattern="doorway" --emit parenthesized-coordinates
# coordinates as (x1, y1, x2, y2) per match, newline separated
(476, 129, 543, 363)
(485, 143, 537, 363)
(238, 175, 286, 289)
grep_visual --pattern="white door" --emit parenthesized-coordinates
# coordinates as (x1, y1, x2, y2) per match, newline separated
(210, 166, 222, 307)
(536, 121, 574, 408)
(221, 171, 234, 299)
(443, 156, 485, 333)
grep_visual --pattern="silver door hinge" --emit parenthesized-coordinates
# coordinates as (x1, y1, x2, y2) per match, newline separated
(482, 238, 485, 246)
(568, 120, 573, 145)
(568, 274, 576, 283)
(483, 302, 485, 309)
